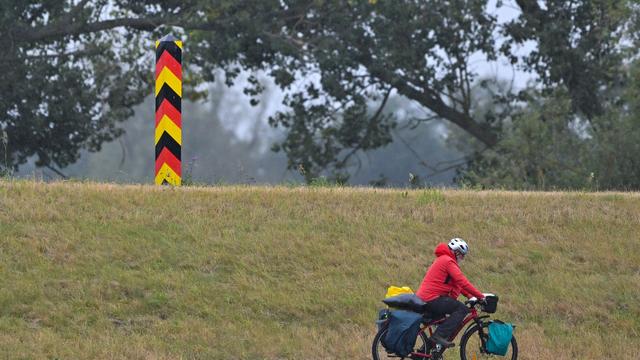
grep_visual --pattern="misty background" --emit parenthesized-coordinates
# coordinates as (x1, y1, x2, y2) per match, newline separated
(13, 72, 483, 186)
(13, 2, 532, 187)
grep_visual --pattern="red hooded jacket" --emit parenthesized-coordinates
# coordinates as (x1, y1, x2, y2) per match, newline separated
(416, 243, 484, 302)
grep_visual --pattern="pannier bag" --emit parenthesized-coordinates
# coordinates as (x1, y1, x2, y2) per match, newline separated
(376, 308, 391, 331)
(486, 320, 514, 356)
(383, 310, 423, 357)
(481, 294, 499, 313)
(382, 294, 428, 313)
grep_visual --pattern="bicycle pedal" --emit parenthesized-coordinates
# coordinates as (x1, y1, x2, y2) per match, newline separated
(433, 342, 455, 352)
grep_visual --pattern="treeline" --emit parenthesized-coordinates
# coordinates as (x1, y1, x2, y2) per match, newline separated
(1, 1, 639, 189)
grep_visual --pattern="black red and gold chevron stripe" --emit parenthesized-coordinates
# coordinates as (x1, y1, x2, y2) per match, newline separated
(155, 35, 182, 185)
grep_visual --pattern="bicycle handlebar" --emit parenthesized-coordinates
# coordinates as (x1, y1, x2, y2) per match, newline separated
(464, 298, 485, 307)
(465, 293, 495, 307)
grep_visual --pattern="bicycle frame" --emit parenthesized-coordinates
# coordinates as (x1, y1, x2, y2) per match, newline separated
(409, 306, 489, 359)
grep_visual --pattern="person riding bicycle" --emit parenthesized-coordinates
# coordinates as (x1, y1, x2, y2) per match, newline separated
(416, 238, 485, 348)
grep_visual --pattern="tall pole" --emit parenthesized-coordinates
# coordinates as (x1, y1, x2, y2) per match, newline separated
(155, 34, 182, 185)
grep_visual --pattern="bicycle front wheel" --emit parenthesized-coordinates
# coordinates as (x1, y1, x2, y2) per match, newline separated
(371, 326, 430, 360)
(459, 324, 517, 360)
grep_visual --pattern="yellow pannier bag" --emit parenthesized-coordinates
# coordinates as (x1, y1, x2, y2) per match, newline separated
(385, 286, 414, 298)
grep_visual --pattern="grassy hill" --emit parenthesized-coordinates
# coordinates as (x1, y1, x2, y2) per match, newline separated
(0, 180, 638, 359)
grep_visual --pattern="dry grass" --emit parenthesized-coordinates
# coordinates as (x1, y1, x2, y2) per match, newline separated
(0, 180, 639, 359)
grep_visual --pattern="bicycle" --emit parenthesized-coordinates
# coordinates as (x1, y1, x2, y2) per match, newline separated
(371, 297, 518, 360)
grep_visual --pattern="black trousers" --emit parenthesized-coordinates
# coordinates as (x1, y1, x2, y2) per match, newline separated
(425, 296, 469, 340)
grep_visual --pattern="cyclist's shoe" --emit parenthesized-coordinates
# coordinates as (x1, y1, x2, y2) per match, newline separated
(429, 335, 455, 348)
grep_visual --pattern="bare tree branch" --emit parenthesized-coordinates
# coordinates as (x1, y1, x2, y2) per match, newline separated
(336, 87, 393, 169)
(13, 17, 168, 43)
(45, 164, 68, 179)
(368, 65, 498, 147)
(392, 129, 431, 170)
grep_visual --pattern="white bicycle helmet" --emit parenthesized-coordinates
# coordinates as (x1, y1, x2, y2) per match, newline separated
(448, 237, 469, 256)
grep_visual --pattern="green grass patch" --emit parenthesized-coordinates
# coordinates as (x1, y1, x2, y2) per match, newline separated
(0, 180, 638, 359)
(416, 188, 445, 205)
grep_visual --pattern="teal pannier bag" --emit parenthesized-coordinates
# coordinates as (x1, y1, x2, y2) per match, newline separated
(486, 321, 513, 356)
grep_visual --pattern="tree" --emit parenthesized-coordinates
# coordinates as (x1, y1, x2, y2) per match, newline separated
(587, 59, 640, 190)
(457, 89, 592, 190)
(459, 57, 640, 191)
(2, 0, 637, 187)
(256, 0, 503, 180)
(0, 0, 501, 180)
(458, 1, 640, 190)
(504, 0, 634, 119)
(1, 1, 154, 174)
(188, 0, 637, 181)
(0, 0, 234, 174)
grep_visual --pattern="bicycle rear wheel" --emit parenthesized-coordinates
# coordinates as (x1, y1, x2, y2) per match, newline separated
(371, 326, 430, 360)
(459, 324, 517, 360)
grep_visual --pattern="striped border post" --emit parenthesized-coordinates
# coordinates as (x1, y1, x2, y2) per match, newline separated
(155, 34, 182, 185)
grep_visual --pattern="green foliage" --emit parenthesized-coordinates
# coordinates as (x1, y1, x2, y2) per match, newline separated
(455, 0, 639, 190)
(4, 0, 502, 181)
(261, 0, 501, 179)
(503, 0, 633, 119)
(460, 58, 640, 190)
(0, 1, 153, 171)
(3, 0, 640, 190)
(308, 176, 332, 187)
(308, 176, 347, 187)
(252, 0, 636, 181)
(416, 189, 445, 205)
(581, 59, 640, 189)
(459, 90, 592, 190)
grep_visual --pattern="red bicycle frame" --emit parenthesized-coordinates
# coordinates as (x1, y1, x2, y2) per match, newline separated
(409, 306, 484, 359)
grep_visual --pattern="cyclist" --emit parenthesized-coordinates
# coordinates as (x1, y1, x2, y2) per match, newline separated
(416, 238, 485, 348)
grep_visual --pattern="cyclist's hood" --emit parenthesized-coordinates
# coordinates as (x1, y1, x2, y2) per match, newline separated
(434, 243, 455, 260)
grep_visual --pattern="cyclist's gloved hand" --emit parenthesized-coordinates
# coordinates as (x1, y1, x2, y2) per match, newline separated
(480, 293, 494, 304)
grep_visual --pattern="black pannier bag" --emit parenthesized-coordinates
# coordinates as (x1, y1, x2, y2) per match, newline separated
(383, 310, 423, 357)
(481, 295, 499, 313)
(382, 294, 428, 313)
